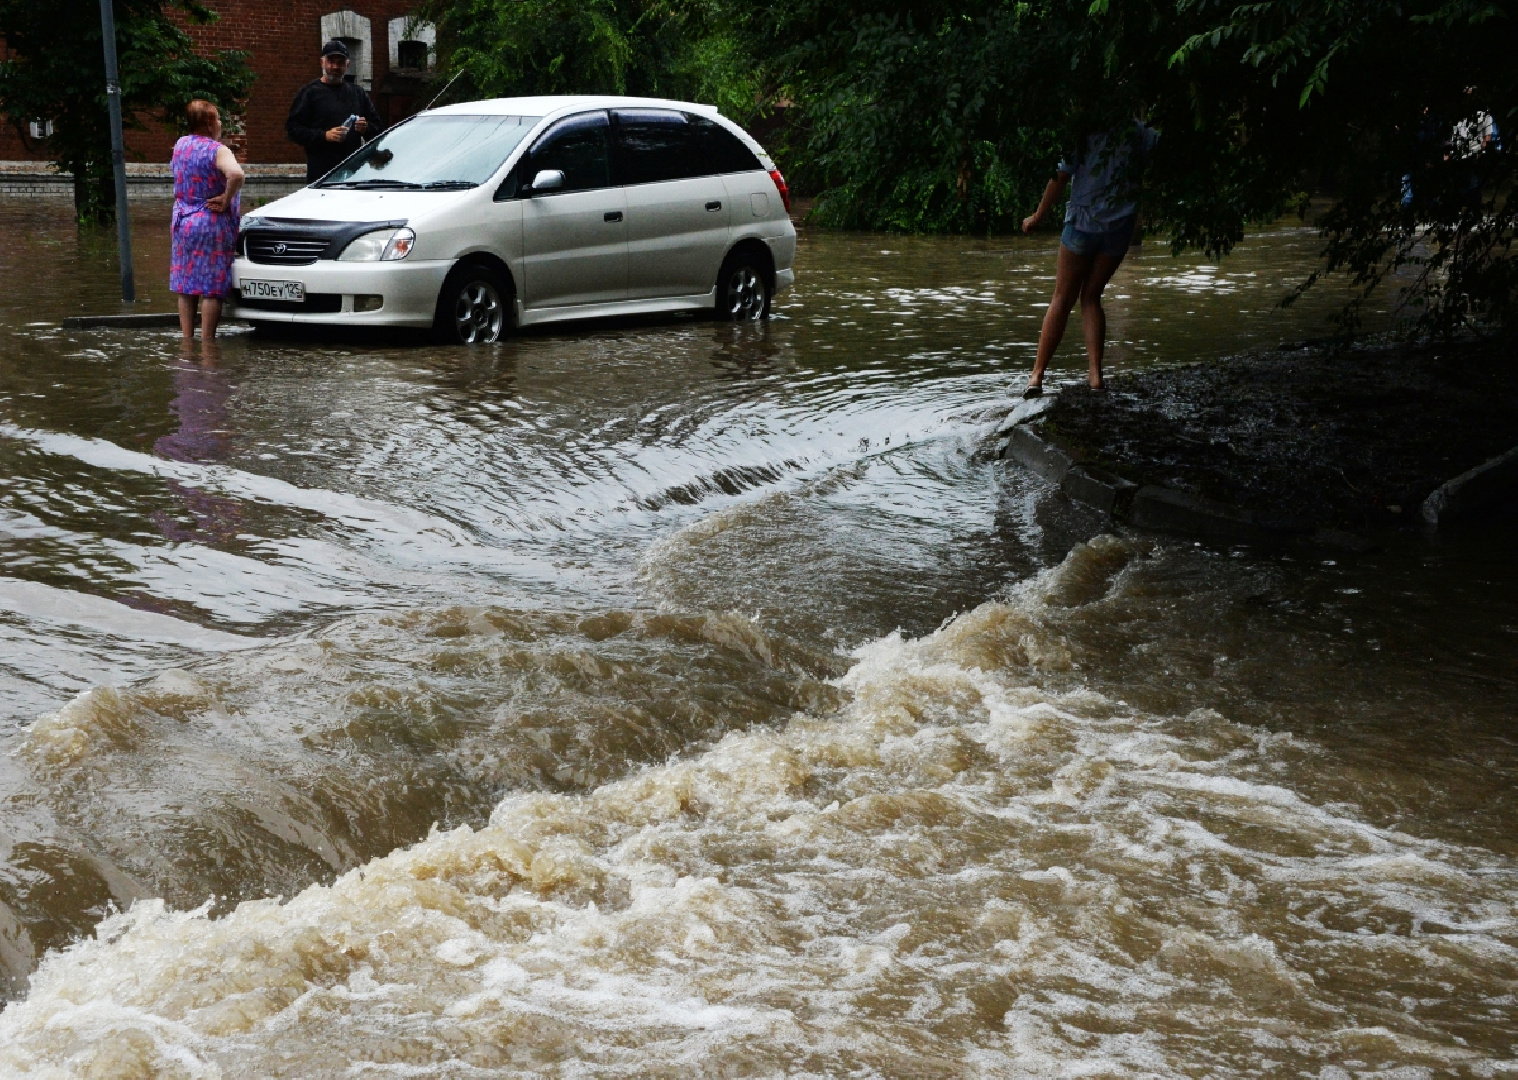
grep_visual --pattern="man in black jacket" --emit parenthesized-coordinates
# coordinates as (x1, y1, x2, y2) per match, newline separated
(286, 40, 384, 182)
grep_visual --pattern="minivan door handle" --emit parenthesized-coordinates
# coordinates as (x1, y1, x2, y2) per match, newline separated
(604, 211, 623, 222)
(705, 201, 722, 211)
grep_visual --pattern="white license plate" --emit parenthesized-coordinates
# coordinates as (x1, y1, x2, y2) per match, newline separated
(240, 279, 305, 302)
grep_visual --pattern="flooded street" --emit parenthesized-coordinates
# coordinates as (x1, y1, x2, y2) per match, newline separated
(0, 199, 1514, 1075)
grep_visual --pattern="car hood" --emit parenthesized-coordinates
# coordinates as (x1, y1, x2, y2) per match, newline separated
(246, 186, 475, 227)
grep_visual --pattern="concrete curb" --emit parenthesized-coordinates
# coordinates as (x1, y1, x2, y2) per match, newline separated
(1063, 467, 1137, 516)
(998, 413, 1346, 546)
(1128, 485, 1280, 543)
(999, 420, 1138, 519)
(1002, 423, 1073, 485)
(61, 313, 250, 330)
(1422, 443, 1518, 525)
(0, 161, 306, 200)
(63, 314, 182, 329)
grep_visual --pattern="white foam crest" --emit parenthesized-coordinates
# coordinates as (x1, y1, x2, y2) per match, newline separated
(1, 538, 1513, 1074)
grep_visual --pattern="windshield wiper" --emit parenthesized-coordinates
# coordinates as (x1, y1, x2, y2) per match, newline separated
(420, 181, 477, 190)
(323, 179, 424, 190)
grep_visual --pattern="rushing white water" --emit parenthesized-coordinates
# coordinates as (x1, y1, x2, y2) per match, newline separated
(3, 537, 1513, 1076)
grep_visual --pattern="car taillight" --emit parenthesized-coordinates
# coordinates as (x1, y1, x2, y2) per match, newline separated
(768, 169, 791, 214)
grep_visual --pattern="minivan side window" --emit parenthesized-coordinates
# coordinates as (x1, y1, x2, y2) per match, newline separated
(689, 116, 763, 174)
(519, 111, 612, 193)
(613, 109, 699, 185)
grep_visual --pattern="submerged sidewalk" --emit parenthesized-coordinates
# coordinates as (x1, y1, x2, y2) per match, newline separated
(997, 337, 1518, 543)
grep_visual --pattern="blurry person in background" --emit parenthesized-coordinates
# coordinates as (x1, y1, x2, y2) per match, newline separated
(170, 99, 244, 342)
(286, 39, 383, 182)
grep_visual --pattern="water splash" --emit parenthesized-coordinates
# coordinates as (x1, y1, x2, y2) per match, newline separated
(4, 538, 1512, 1075)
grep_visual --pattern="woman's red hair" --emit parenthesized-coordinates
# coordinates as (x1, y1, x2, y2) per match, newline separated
(186, 99, 219, 136)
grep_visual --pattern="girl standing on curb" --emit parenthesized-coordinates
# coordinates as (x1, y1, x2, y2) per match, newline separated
(1021, 120, 1157, 396)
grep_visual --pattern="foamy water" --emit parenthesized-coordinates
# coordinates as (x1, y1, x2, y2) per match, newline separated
(4, 538, 1513, 1076)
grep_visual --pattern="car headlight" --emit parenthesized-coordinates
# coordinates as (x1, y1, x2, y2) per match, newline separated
(338, 227, 415, 262)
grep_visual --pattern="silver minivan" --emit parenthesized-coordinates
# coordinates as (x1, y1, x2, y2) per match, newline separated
(231, 96, 797, 342)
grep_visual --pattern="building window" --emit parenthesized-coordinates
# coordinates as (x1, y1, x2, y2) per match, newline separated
(320, 10, 373, 90)
(388, 17, 436, 72)
(28, 119, 53, 140)
(396, 40, 427, 70)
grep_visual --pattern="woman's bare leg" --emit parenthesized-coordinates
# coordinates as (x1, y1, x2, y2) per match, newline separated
(176, 294, 197, 341)
(200, 298, 222, 340)
(1078, 251, 1127, 387)
(1029, 246, 1094, 389)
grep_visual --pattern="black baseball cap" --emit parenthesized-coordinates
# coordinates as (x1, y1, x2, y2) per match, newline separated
(321, 39, 350, 59)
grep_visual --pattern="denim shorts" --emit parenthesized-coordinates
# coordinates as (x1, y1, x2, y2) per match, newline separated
(1060, 214, 1137, 258)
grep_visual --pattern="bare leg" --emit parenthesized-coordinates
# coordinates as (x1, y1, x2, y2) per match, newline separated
(176, 294, 197, 341)
(200, 298, 222, 341)
(1028, 245, 1094, 390)
(1078, 251, 1127, 388)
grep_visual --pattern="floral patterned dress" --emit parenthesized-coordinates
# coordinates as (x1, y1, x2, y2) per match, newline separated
(170, 134, 239, 297)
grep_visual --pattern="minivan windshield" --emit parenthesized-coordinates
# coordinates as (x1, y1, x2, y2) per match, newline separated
(318, 114, 541, 189)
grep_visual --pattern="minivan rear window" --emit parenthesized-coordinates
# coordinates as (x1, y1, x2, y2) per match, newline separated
(319, 114, 541, 189)
(690, 116, 764, 175)
(613, 110, 763, 185)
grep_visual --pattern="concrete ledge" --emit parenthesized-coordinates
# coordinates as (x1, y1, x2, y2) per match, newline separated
(60, 313, 248, 329)
(1062, 466, 1137, 516)
(1000, 417, 1372, 547)
(1422, 444, 1518, 525)
(63, 313, 182, 329)
(1000, 418, 1137, 516)
(0, 161, 306, 200)
(0, 179, 306, 199)
(1001, 423, 1074, 485)
(1128, 486, 1281, 543)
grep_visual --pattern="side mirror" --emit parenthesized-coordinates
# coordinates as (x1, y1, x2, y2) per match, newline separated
(529, 168, 565, 193)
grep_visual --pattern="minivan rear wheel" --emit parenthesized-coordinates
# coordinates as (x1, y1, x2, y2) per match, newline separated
(716, 251, 770, 321)
(435, 263, 510, 344)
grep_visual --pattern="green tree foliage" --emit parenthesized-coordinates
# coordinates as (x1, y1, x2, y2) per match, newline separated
(0, 0, 253, 222)
(422, 0, 1516, 333)
(741, 0, 1517, 332)
(422, 0, 760, 123)
(725, 3, 1064, 233)
(1163, 0, 1517, 332)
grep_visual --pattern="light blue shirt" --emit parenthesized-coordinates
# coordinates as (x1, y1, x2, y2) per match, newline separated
(1058, 122, 1158, 233)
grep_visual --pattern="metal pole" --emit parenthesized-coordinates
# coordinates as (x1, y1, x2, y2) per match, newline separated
(98, 0, 135, 302)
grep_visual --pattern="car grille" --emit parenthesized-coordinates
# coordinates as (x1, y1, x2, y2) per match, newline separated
(235, 293, 343, 313)
(245, 236, 331, 265)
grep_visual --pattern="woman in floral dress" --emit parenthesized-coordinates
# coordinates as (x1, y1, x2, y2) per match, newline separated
(170, 99, 244, 341)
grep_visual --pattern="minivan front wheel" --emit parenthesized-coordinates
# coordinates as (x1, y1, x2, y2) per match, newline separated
(436, 263, 510, 344)
(717, 252, 770, 321)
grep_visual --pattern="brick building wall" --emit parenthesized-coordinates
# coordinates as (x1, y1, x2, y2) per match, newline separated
(0, 0, 435, 166)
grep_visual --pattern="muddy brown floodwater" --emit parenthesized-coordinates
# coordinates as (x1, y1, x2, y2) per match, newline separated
(0, 198, 1514, 1076)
